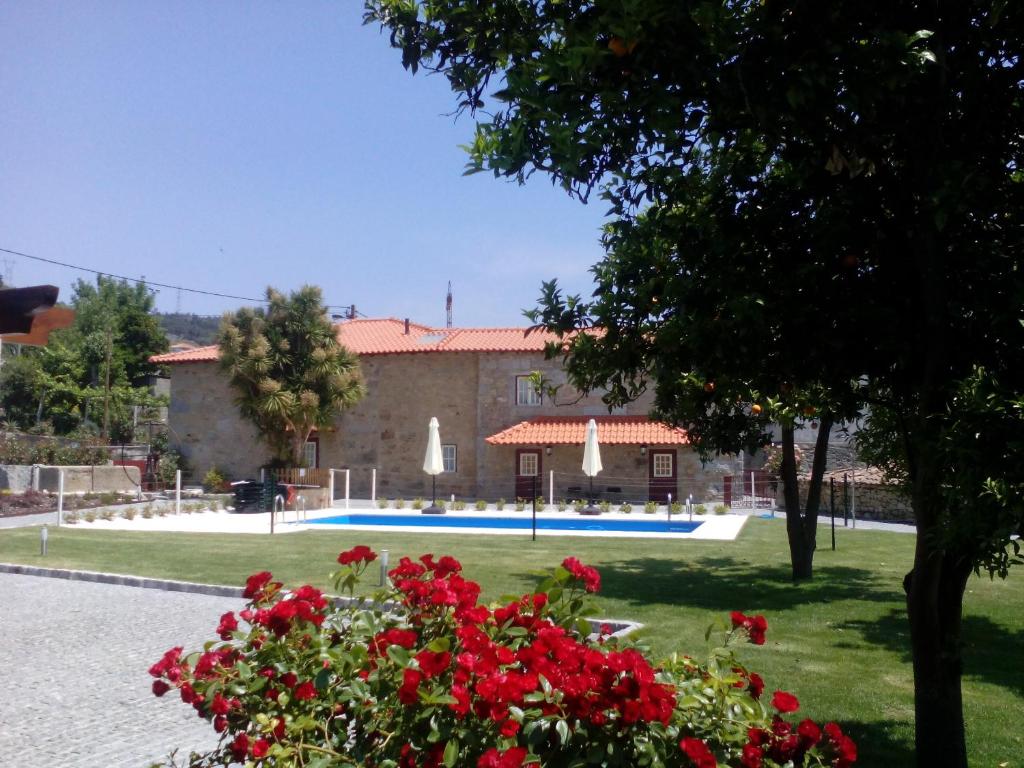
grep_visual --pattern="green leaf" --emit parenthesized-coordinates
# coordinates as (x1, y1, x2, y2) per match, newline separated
(443, 739, 459, 768)
(386, 644, 410, 667)
(555, 719, 571, 745)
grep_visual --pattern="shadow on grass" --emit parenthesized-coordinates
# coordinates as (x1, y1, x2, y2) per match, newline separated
(548, 555, 904, 613)
(837, 609, 1024, 698)
(841, 718, 916, 766)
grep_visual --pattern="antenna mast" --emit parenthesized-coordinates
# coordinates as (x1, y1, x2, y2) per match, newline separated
(446, 281, 453, 328)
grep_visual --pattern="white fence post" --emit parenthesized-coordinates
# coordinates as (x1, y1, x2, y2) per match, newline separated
(175, 469, 182, 515)
(344, 469, 350, 509)
(371, 468, 377, 503)
(549, 470, 554, 507)
(750, 471, 756, 510)
(56, 469, 64, 526)
(851, 467, 857, 528)
(328, 470, 335, 509)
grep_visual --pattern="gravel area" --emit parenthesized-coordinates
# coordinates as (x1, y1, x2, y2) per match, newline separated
(0, 573, 241, 767)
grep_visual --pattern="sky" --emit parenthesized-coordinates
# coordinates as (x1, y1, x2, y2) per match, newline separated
(0, 1, 609, 328)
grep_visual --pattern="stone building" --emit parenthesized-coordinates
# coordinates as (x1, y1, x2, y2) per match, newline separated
(151, 318, 733, 503)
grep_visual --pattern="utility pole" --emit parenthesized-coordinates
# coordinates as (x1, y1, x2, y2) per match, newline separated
(102, 324, 113, 440)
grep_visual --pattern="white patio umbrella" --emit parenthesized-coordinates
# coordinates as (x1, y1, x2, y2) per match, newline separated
(581, 418, 603, 515)
(422, 417, 445, 514)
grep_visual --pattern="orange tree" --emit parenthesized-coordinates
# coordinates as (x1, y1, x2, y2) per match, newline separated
(363, 2, 1024, 765)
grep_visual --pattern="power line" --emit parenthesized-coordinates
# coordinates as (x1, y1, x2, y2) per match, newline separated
(0, 245, 366, 314)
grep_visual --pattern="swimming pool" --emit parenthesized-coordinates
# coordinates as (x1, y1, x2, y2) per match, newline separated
(305, 513, 702, 534)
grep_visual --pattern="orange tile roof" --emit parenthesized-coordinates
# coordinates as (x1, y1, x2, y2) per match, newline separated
(151, 344, 219, 363)
(486, 416, 688, 446)
(150, 318, 566, 363)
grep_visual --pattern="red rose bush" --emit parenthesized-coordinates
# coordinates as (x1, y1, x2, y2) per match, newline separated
(150, 547, 856, 767)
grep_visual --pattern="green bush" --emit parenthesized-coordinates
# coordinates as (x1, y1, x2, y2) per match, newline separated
(620, 502, 633, 513)
(495, 498, 506, 511)
(83, 510, 97, 523)
(121, 508, 136, 520)
(474, 499, 487, 511)
(0, 435, 107, 466)
(573, 499, 586, 513)
(394, 498, 405, 509)
(149, 550, 858, 768)
(644, 500, 658, 514)
(670, 500, 683, 514)
(694, 503, 707, 516)
(63, 511, 79, 524)
(452, 499, 467, 511)
(411, 498, 425, 510)
(557, 498, 568, 511)
(715, 503, 729, 515)
(514, 498, 526, 511)
(377, 498, 389, 509)
(202, 467, 226, 493)
(599, 499, 611, 514)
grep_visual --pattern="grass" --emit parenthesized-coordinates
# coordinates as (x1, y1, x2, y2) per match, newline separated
(1, 519, 1021, 765)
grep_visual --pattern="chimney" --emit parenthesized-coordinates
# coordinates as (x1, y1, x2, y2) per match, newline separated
(404, 318, 410, 335)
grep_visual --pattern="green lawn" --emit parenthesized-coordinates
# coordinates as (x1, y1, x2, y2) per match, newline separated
(2, 519, 1021, 766)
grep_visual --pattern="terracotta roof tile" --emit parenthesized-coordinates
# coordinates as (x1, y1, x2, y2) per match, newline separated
(150, 345, 218, 363)
(485, 416, 688, 446)
(150, 318, 566, 363)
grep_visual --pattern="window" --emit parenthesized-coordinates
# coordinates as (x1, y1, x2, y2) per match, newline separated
(516, 375, 542, 406)
(302, 439, 319, 469)
(442, 444, 457, 473)
(519, 452, 539, 476)
(653, 453, 673, 478)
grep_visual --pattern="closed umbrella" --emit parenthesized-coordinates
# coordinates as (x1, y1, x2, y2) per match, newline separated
(581, 418, 603, 515)
(422, 417, 445, 514)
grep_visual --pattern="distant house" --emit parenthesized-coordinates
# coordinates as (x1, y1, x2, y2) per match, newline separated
(151, 318, 734, 502)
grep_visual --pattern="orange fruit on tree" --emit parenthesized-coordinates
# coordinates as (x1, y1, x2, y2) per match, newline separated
(704, 381, 715, 393)
(751, 403, 763, 415)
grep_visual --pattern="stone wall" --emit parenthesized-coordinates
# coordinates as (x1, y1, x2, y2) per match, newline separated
(785, 478, 913, 521)
(166, 363, 271, 482)
(164, 351, 729, 502)
(37, 465, 141, 493)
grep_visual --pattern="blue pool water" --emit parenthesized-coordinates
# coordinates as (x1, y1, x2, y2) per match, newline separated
(306, 513, 702, 534)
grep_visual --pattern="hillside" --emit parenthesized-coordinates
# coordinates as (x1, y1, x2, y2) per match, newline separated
(156, 313, 221, 345)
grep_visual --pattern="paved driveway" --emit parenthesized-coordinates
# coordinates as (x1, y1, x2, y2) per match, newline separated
(0, 573, 242, 767)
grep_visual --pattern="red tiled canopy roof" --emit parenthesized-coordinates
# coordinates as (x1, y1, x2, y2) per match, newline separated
(485, 416, 688, 446)
(150, 318, 569, 363)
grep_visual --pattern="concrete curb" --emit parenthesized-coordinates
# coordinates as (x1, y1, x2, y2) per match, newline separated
(0, 563, 644, 638)
(0, 563, 244, 598)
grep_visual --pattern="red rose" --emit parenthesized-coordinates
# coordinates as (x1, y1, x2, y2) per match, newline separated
(151, 680, 170, 697)
(747, 672, 765, 699)
(216, 611, 238, 640)
(398, 668, 422, 705)
(740, 744, 763, 768)
(230, 733, 249, 762)
(797, 718, 822, 747)
(251, 738, 270, 759)
(772, 690, 800, 713)
(338, 545, 377, 565)
(680, 737, 718, 768)
(477, 747, 528, 768)
(243, 571, 275, 600)
(294, 681, 317, 700)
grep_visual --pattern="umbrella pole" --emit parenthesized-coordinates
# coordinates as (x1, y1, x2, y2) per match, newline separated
(432, 475, 437, 506)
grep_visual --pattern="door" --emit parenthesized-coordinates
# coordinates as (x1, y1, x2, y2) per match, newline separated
(515, 449, 542, 501)
(648, 449, 677, 503)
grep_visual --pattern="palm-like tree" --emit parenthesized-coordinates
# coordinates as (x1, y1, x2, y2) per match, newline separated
(218, 286, 365, 466)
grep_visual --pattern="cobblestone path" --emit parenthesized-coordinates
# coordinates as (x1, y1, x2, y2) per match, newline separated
(0, 573, 242, 767)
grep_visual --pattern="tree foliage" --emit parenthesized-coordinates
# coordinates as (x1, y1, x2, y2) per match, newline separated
(218, 286, 366, 466)
(365, 2, 1024, 765)
(0, 277, 168, 440)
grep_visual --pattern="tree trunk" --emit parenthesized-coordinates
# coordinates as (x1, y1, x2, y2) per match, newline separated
(779, 415, 833, 581)
(906, 459, 972, 767)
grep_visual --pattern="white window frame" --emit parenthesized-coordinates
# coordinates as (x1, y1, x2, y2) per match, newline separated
(302, 439, 319, 469)
(442, 444, 457, 473)
(519, 452, 539, 477)
(516, 375, 542, 406)
(653, 453, 673, 478)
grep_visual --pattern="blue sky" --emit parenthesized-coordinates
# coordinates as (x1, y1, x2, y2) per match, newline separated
(0, 1, 608, 327)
